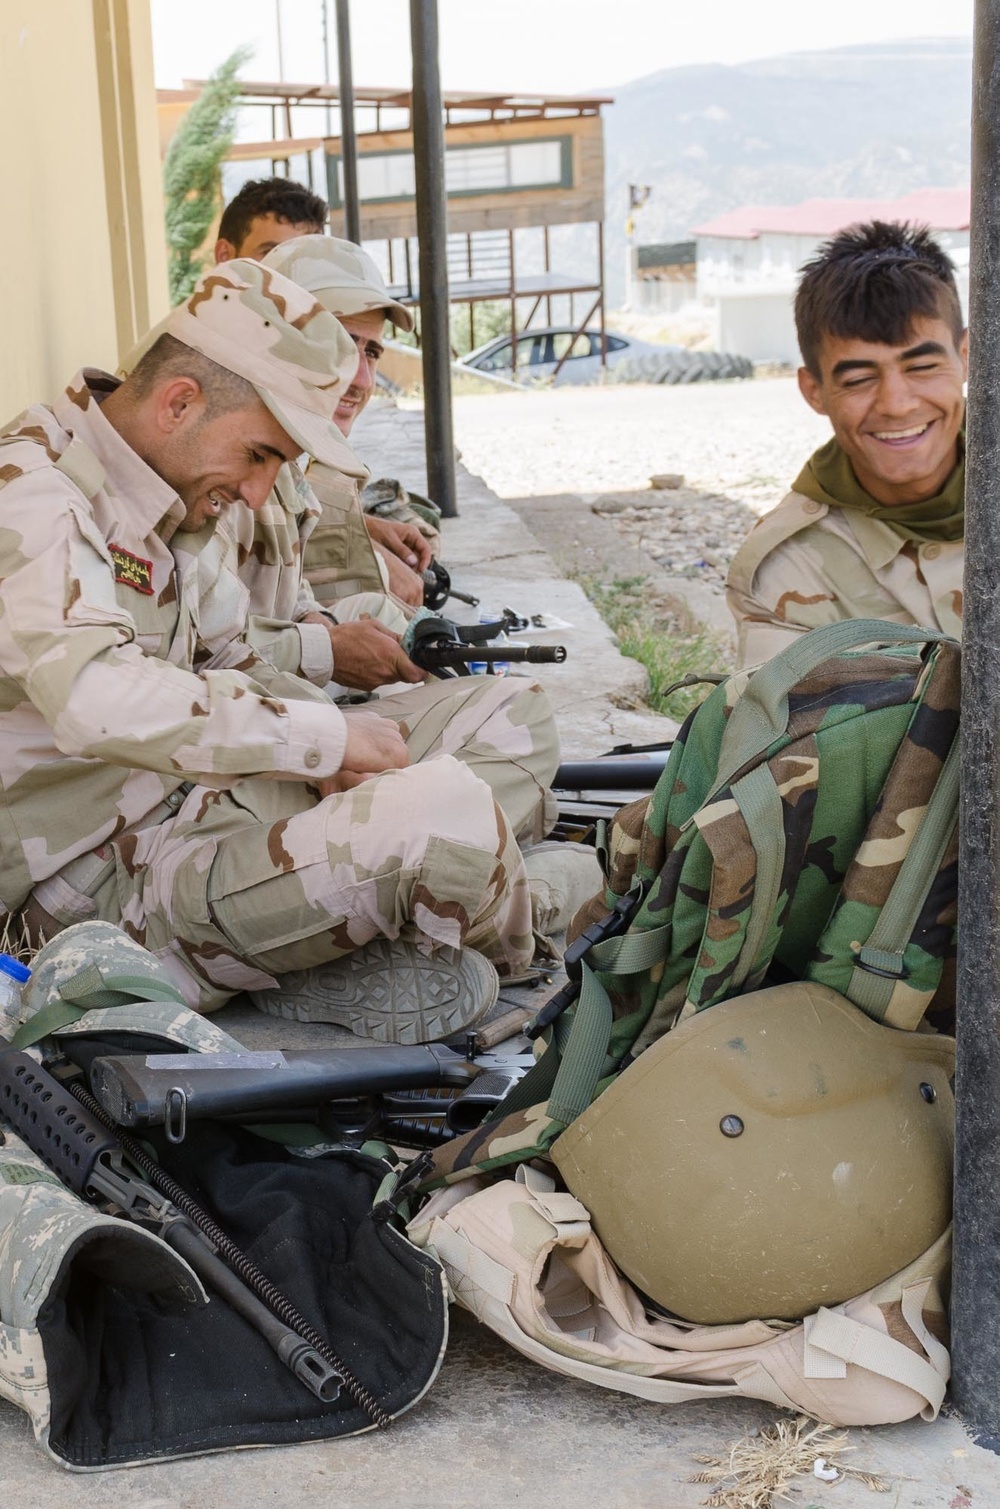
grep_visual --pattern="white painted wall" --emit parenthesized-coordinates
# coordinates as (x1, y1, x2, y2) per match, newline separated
(697, 228, 971, 365)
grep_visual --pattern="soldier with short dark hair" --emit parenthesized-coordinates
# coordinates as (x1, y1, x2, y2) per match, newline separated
(0, 261, 541, 1040)
(727, 221, 967, 667)
(215, 176, 328, 263)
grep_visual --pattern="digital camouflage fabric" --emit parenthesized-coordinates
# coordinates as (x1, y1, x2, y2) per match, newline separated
(425, 622, 960, 1187)
(0, 922, 451, 1469)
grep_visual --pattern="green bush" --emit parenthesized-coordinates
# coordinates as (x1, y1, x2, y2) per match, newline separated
(163, 46, 252, 304)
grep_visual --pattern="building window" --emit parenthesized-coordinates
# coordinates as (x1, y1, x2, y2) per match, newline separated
(328, 137, 571, 207)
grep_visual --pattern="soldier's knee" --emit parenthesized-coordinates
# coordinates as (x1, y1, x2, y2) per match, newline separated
(329, 756, 504, 860)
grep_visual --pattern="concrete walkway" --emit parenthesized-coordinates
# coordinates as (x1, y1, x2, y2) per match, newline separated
(0, 402, 996, 1506)
(358, 398, 677, 756)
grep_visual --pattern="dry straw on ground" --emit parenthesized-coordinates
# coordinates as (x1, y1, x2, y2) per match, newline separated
(690, 1415, 890, 1508)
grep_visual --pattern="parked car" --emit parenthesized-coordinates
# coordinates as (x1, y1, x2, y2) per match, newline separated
(460, 325, 753, 386)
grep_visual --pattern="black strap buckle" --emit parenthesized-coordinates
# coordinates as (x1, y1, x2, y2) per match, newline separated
(525, 885, 647, 1041)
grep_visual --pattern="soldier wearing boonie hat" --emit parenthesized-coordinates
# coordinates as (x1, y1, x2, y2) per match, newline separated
(0, 259, 537, 1039)
(262, 234, 435, 614)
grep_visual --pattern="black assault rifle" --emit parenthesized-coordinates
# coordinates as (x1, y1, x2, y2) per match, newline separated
(421, 559, 480, 611)
(0, 1040, 399, 1421)
(407, 611, 567, 678)
(85, 1041, 535, 1145)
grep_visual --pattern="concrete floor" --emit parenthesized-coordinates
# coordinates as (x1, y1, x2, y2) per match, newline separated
(2, 398, 996, 1504)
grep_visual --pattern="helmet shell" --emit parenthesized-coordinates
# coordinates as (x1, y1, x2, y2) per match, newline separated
(552, 982, 954, 1324)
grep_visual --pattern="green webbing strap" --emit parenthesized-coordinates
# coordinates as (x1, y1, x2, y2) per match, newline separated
(11, 969, 189, 1049)
(846, 733, 961, 1019)
(542, 922, 672, 1125)
(594, 818, 611, 879)
(546, 960, 615, 1126)
(483, 1030, 562, 1122)
(730, 762, 786, 989)
(713, 620, 953, 805)
(491, 920, 674, 1129)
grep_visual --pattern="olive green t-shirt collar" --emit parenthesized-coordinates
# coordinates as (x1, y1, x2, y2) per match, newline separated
(793, 430, 965, 544)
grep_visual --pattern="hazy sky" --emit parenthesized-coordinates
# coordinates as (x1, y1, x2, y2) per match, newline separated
(151, 0, 973, 95)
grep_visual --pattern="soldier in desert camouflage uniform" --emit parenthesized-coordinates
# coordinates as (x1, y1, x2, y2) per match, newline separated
(153, 237, 560, 847)
(0, 260, 536, 1038)
(216, 176, 432, 608)
(727, 222, 966, 669)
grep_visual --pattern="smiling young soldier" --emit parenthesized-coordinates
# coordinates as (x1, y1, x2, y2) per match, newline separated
(726, 221, 967, 668)
(0, 260, 544, 1040)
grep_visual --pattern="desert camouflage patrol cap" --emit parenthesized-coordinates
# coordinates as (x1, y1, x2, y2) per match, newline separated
(159, 260, 365, 476)
(263, 235, 415, 332)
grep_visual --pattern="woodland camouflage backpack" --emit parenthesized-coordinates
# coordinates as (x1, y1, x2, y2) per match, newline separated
(426, 619, 960, 1188)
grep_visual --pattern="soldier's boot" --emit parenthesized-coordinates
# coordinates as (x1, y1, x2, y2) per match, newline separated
(522, 842, 604, 937)
(248, 938, 499, 1045)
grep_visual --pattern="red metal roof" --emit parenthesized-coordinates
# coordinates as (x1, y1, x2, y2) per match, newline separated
(693, 187, 971, 240)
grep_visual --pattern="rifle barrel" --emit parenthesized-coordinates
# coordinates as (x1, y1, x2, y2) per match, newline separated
(554, 756, 669, 790)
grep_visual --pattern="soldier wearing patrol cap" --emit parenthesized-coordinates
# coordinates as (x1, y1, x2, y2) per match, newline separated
(726, 221, 967, 669)
(0, 260, 539, 1040)
(216, 176, 431, 609)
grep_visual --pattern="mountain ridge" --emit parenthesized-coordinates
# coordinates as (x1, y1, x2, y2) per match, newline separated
(592, 37, 972, 300)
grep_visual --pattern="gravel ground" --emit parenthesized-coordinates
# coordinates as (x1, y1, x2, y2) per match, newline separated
(450, 376, 831, 598)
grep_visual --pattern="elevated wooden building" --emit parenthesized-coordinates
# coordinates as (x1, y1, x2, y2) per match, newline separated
(174, 80, 612, 374)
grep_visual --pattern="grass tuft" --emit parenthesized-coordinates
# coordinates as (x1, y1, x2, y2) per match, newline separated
(576, 574, 734, 721)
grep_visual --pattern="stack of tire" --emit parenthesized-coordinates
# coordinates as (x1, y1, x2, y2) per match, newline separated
(613, 349, 754, 384)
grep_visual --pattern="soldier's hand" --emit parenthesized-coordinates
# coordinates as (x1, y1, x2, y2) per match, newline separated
(374, 545, 424, 608)
(335, 711, 410, 786)
(328, 617, 424, 690)
(366, 515, 433, 573)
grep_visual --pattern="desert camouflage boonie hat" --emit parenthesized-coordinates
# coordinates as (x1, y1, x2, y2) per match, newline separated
(263, 235, 415, 332)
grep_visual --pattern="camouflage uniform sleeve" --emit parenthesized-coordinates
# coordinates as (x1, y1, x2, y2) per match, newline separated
(726, 492, 840, 668)
(245, 611, 335, 685)
(241, 464, 335, 684)
(194, 633, 334, 705)
(0, 462, 348, 782)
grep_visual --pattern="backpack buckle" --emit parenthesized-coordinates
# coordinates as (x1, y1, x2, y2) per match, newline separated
(563, 889, 642, 978)
(525, 886, 646, 1041)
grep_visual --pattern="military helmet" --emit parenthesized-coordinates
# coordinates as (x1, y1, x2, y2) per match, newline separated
(551, 981, 954, 1325)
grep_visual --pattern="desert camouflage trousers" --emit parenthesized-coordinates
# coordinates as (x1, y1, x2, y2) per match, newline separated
(21, 674, 557, 1012)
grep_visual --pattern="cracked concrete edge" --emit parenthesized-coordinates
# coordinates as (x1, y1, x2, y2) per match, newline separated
(502, 491, 737, 642)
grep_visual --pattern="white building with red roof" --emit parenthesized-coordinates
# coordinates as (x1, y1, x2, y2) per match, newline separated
(693, 187, 970, 365)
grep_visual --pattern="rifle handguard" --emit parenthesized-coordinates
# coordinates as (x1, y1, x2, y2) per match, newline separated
(0, 1048, 118, 1197)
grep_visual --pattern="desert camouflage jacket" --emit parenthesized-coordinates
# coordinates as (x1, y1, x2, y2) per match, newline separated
(0, 371, 347, 912)
(301, 460, 387, 607)
(187, 458, 394, 682)
(726, 490, 963, 669)
(184, 460, 339, 685)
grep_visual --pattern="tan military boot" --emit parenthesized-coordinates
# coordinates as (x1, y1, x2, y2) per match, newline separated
(249, 938, 499, 1045)
(523, 841, 604, 937)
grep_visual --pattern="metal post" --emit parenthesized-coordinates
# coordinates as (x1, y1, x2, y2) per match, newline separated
(335, 0, 361, 244)
(598, 220, 607, 368)
(409, 0, 457, 517)
(951, 0, 1000, 1451)
(321, 0, 333, 137)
